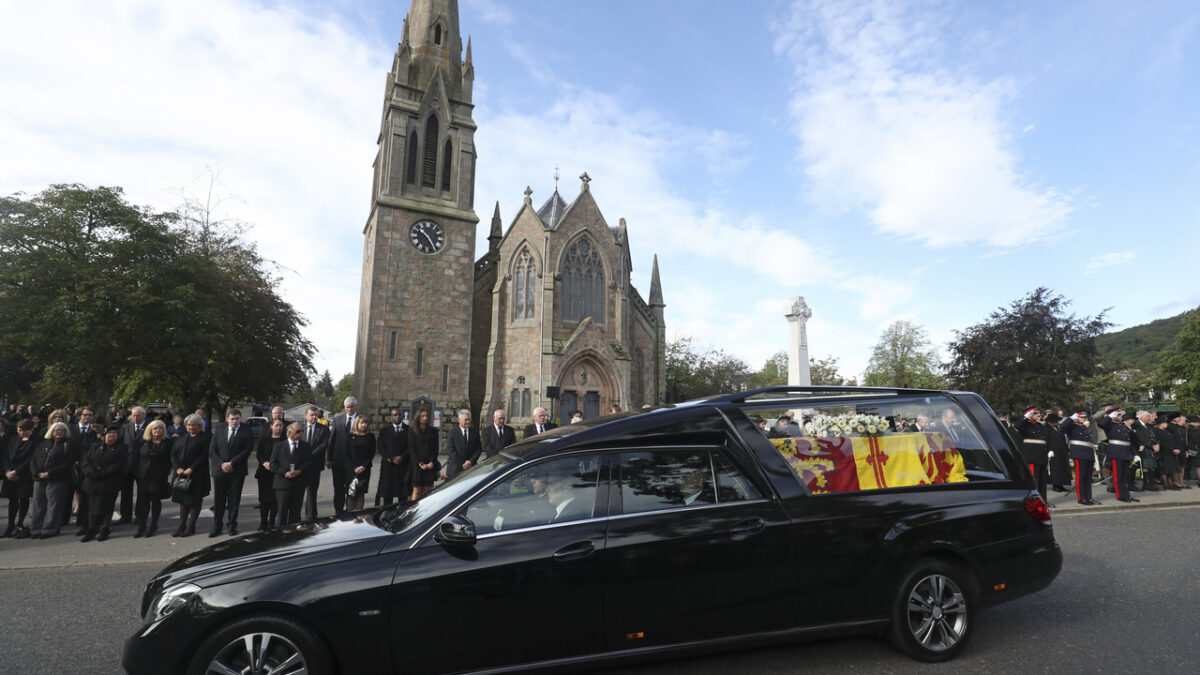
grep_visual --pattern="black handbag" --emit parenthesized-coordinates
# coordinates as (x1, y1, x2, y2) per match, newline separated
(170, 474, 193, 501)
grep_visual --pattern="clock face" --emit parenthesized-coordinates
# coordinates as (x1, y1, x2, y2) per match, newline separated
(409, 219, 445, 254)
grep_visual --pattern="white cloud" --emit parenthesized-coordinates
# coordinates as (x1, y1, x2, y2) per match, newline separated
(1085, 250, 1136, 270)
(774, 0, 1073, 248)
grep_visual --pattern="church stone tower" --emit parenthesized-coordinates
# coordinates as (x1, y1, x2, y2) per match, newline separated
(354, 0, 479, 422)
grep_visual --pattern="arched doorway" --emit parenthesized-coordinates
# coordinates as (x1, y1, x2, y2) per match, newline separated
(556, 355, 618, 422)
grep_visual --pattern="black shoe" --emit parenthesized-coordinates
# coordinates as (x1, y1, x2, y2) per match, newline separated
(208, 529, 222, 538)
(1167, 485, 1182, 491)
(96, 530, 110, 541)
(30, 533, 42, 539)
(1106, 487, 1116, 493)
(1118, 497, 1131, 503)
(80, 532, 95, 542)
(171, 528, 183, 538)
(228, 527, 238, 536)
(146, 525, 157, 537)
(1145, 485, 1161, 492)
(115, 518, 132, 526)
(181, 529, 194, 537)
(1129, 497, 1141, 502)
(134, 528, 146, 538)
(1131, 485, 1144, 492)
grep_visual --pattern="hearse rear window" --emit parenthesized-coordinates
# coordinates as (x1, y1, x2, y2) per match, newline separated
(740, 395, 1004, 494)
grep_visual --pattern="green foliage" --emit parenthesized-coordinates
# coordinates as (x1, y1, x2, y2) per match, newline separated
(329, 373, 355, 413)
(0, 183, 315, 409)
(665, 336, 750, 402)
(1095, 309, 1194, 371)
(746, 351, 788, 389)
(946, 287, 1110, 413)
(862, 320, 945, 389)
(1076, 369, 1161, 410)
(315, 370, 335, 399)
(810, 354, 851, 386)
(1159, 310, 1200, 412)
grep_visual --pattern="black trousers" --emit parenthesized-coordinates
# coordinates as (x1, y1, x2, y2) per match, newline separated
(1073, 459, 1093, 503)
(87, 489, 117, 534)
(274, 487, 304, 528)
(330, 464, 346, 516)
(135, 494, 163, 528)
(1027, 462, 1048, 500)
(117, 474, 135, 521)
(303, 469, 321, 520)
(211, 472, 246, 530)
(1111, 459, 1133, 500)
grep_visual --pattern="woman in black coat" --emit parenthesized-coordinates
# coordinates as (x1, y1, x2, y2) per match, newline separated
(345, 416, 375, 511)
(254, 419, 286, 530)
(80, 424, 129, 542)
(134, 420, 173, 537)
(2, 418, 37, 538)
(408, 409, 440, 501)
(170, 414, 211, 537)
(30, 422, 75, 538)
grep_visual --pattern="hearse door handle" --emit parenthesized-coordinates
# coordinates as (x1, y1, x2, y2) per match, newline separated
(729, 518, 765, 538)
(552, 540, 596, 561)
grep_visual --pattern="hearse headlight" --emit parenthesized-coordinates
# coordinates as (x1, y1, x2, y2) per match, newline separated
(150, 583, 200, 623)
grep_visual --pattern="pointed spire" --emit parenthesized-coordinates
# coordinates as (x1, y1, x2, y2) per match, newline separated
(617, 217, 627, 244)
(465, 35, 472, 65)
(649, 255, 664, 307)
(488, 201, 503, 250)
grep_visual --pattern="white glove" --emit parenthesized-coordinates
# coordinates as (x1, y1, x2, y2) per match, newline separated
(1131, 455, 1141, 466)
(1047, 451, 1054, 459)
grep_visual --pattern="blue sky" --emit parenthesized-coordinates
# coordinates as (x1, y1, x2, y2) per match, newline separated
(2, 0, 1198, 383)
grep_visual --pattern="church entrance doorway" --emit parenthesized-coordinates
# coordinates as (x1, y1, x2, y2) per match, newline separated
(557, 355, 615, 423)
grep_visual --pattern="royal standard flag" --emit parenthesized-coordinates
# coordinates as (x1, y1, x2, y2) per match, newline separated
(772, 432, 967, 494)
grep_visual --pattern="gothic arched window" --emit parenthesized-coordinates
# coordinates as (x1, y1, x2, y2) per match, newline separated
(561, 237, 605, 323)
(512, 248, 536, 320)
(405, 130, 418, 185)
(441, 138, 453, 192)
(434, 24, 443, 45)
(422, 115, 439, 188)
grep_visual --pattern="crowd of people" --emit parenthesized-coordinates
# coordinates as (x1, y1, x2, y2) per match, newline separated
(0, 397, 569, 543)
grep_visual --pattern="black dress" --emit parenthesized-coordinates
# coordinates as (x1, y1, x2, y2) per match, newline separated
(345, 433, 375, 493)
(135, 439, 174, 498)
(255, 434, 285, 506)
(170, 432, 212, 507)
(1, 435, 36, 499)
(408, 426, 440, 487)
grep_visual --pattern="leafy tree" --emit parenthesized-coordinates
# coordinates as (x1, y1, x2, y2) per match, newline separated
(946, 287, 1110, 413)
(862, 320, 945, 389)
(1077, 368, 1160, 411)
(0, 183, 314, 409)
(315, 370, 335, 400)
(665, 336, 750, 402)
(1159, 309, 1200, 411)
(329, 372, 355, 412)
(746, 351, 788, 389)
(289, 376, 315, 404)
(810, 354, 851, 386)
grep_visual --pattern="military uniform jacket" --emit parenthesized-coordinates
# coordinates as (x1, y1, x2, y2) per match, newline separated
(1096, 415, 1134, 460)
(1014, 418, 1050, 465)
(82, 441, 130, 494)
(1060, 419, 1094, 460)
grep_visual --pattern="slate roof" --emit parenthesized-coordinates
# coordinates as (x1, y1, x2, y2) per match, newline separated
(536, 190, 569, 228)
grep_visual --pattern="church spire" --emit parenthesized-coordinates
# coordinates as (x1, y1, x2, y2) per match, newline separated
(649, 255, 664, 307)
(398, 0, 470, 104)
(488, 201, 503, 250)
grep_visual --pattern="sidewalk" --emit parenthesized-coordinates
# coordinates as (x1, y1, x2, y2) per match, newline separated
(1046, 476, 1200, 514)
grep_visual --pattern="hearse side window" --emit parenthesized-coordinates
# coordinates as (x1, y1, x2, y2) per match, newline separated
(713, 451, 762, 502)
(620, 451, 714, 514)
(741, 395, 1004, 495)
(464, 455, 602, 534)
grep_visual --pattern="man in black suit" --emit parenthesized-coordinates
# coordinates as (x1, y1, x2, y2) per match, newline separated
(522, 407, 557, 439)
(446, 410, 481, 478)
(481, 409, 516, 458)
(376, 408, 409, 505)
(327, 397, 359, 517)
(208, 408, 254, 536)
(116, 406, 147, 525)
(301, 406, 330, 519)
(271, 423, 313, 527)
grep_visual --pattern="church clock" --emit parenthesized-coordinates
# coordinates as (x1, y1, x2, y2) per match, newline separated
(409, 219, 445, 254)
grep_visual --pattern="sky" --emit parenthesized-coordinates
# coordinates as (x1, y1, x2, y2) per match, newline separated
(2, 0, 1199, 384)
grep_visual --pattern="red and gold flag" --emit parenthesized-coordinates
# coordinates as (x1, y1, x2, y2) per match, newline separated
(773, 432, 967, 494)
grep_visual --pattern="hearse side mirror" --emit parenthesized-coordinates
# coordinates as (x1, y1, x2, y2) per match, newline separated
(434, 515, 477, 546)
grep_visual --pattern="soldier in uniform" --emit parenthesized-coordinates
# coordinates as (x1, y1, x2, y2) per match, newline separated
(1045, 414, 1071, 493)
(1131, 411, 1160, 492)
(1061, 412, 1097, 505)
(1095, 406, 1138, 503)
(1014, 406, 1050, 501)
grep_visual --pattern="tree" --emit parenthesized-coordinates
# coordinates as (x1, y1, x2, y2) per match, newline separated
(315, 370, 335, 402)
(665, 336, 750, 402)
(746, 351, 788, 389)
(862, 320, 945, 389)
(329, 373, 355, 413)
(0, 183, 314, 408)
(946, 287, 1110, 413)
(1077, 368, 1159, 411)
(1159, 309, 1200, 411)
(810, 355, 851, 386)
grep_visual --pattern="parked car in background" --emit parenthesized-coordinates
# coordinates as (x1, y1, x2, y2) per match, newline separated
(241, 416, 269, 439)
(124, 386, 1062, 674)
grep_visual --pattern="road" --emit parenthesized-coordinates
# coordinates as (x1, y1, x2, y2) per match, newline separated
(1, 502, 1196, 674)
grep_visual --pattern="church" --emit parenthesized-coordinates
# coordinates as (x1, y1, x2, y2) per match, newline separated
(354, 0, 666, 428)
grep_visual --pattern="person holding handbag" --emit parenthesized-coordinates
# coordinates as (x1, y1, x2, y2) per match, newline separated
(345, 416, 375, 511)
(170, 414, 211, 537)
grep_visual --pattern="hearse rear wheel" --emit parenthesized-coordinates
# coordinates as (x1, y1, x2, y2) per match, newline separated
(889, 559, 975, 662)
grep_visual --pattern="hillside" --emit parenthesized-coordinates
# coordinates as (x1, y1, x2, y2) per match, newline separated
(1095, 308, 1196, 371)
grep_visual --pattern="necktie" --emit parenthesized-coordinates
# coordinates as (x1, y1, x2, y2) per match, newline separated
(292, 440, 298, 454)
(537, 425, 543, 434)
(463, 428, 468, 440)
(497, 426, 502, 439)
(228, 427, 233, 442)
(307, 425, 313, 443)
(396, 424, 401, 433)
(346, 416, 352, 433)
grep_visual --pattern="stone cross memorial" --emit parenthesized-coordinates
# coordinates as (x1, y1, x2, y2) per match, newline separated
(785, 297, 813, 387)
